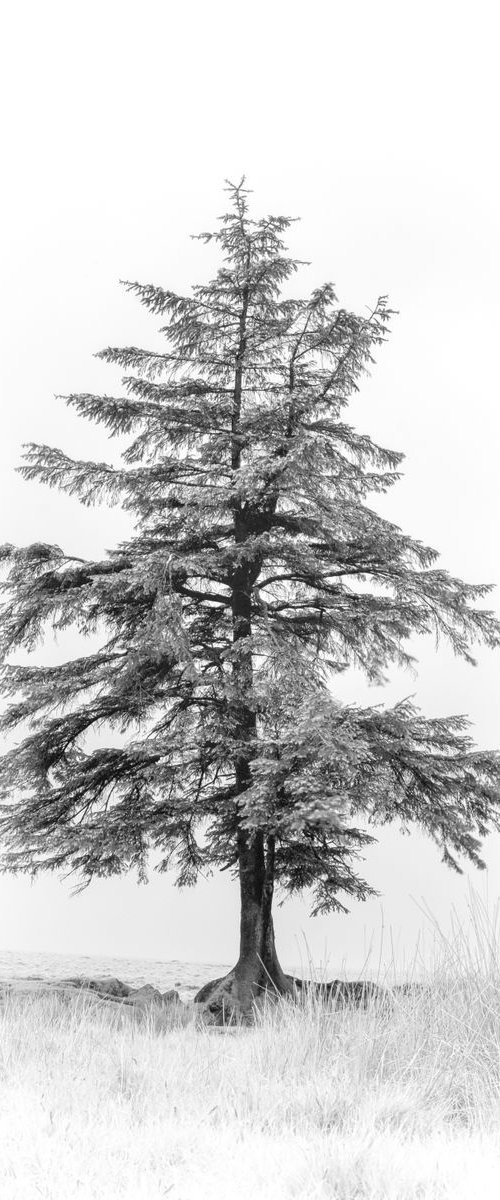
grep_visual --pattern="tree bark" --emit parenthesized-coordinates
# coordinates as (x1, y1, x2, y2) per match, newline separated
(195, 232, 292, 1022)
(194, 830, 293, 1022)
(224, 561, 292, 1020)
(232, 830, 292, 1012)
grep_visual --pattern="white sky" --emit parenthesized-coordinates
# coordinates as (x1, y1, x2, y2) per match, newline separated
(0, 0, 499, 975)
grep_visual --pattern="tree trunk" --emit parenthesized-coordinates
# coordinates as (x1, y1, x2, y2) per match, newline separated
(221, 560, 292, 1020)
(194, 831, 293, 1022)
(196, 239, 293, 1023)
(233, 830, 292, 1012)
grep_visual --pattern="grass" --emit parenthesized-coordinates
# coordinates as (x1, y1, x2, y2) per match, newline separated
(2, 904, 500, 1198)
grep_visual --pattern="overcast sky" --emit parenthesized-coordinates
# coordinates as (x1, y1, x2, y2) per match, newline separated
(0, 0, 499, 975)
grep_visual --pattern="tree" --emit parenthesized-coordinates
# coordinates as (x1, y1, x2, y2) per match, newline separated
(0, 180, 499, 1020)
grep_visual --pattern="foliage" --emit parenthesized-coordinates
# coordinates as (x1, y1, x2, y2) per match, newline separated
(0, 180, 499, 911)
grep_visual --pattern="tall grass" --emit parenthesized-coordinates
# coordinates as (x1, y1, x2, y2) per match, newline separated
(2, 900, 500, 1198)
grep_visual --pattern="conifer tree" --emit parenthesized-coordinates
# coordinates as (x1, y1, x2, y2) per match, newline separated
(0, 180, 499, 1018)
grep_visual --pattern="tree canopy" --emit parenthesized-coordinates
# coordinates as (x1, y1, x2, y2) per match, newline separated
(0, 180, 499, 1014)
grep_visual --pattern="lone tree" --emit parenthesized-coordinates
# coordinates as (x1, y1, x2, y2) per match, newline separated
(0, 181, 499, 1018)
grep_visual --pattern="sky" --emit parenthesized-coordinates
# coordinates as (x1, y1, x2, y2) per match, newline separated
(0, 0, 499, 975)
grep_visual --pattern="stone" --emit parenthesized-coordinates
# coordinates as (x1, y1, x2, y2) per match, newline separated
(193, 971, 251, 1025)
(126, 984, 163, 1005)
(193, 972, 388, 1025)
(286, 976, 386, 1006)
(162, 989, 182, 1004)
(63, 976, 132, 999)
(0, 976, 184, 1011)
(122, 984, 183, 1008)
(193, 976, 226, 1006)
(391, 982, 427, 998)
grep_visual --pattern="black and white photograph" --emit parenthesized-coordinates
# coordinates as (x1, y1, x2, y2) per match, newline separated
(0, 2, 499, 1196)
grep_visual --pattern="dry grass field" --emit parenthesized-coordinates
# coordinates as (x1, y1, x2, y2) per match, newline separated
(2, 913, 500, 1199)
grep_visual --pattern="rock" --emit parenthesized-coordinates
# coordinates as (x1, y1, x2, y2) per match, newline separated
(122, 984, 182, 1008)
(193, 973, 387, 1025)
(162, 989, 182, 1004)
(391, 982, 427, 998)
(193, 971, 252, 1025)
(63, 976, 132, 999)
(0, 980, 101, 1004)
(193, 970, 298, 1026)
(61, 978, 183, 1007)
(124, 984, 163, 1007)
(0, 976, 183, 1012)
(193, 976, 227, 1005)
(288, 977, 386, 1007)
(123, 985, 168, 1008)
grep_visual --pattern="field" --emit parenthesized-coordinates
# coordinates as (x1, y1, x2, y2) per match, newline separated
(2, 915, 500, 1199)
